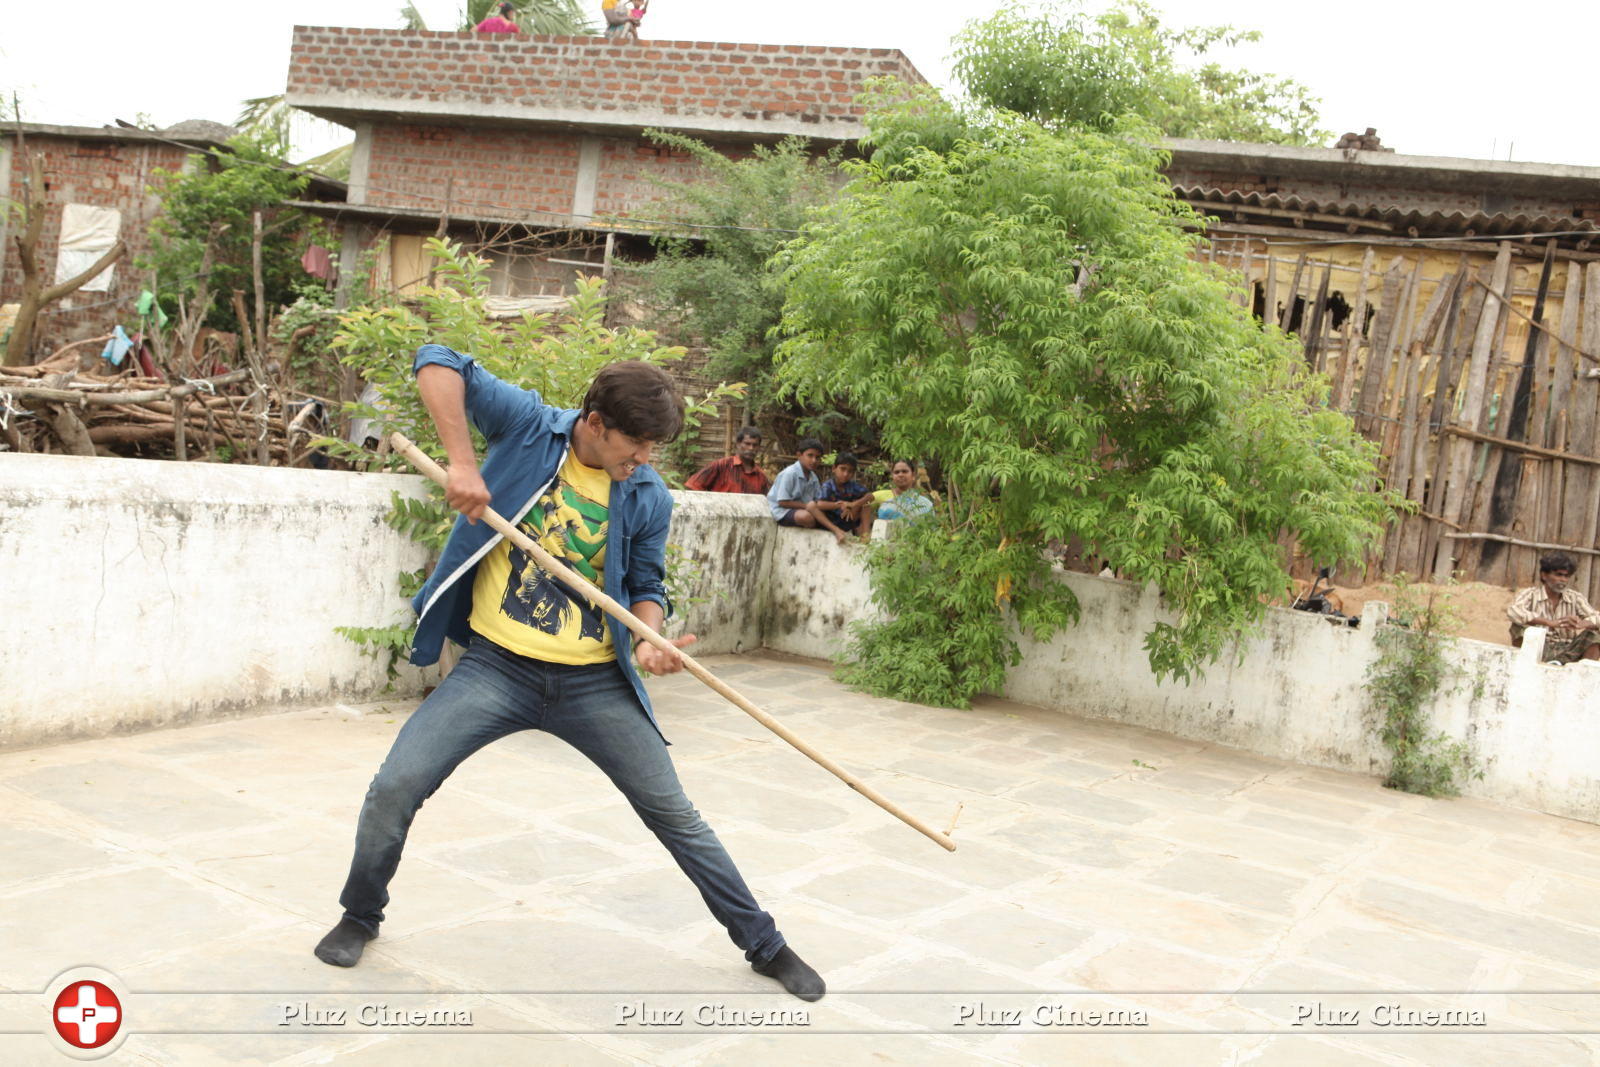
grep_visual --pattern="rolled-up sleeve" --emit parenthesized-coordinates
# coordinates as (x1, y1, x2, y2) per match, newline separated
(625, 492, 672, 618)
(413, 344, 537, 443)
(1506, 587, 1540, 626)
(766, 465, 794, 519)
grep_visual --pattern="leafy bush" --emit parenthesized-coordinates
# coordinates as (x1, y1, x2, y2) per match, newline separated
(776, 95, 1394, 703)
(839, 506, 1077, 708)
(1367, 579, 1477, 796)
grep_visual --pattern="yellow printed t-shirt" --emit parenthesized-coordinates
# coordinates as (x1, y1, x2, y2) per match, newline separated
(469, 452, 615, 664)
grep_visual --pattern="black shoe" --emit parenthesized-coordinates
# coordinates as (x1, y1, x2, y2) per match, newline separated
(752, 946, 825, 1002)
(314, 917, 375, 967)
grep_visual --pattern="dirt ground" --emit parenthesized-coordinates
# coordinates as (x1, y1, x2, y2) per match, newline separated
(1327, 579, 1518, 647)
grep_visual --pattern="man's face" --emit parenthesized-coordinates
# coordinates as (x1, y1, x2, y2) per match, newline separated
(735, 434, 760, 462)
(585, 416, 657, 481)
(798, 448, 822, 473)
(832, 463, 855, 485)
(1543, 569, 1574, 596)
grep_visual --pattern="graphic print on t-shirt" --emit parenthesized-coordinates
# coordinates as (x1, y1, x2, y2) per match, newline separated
(469, 452, 614, 663)
(499, 481, 608, 642)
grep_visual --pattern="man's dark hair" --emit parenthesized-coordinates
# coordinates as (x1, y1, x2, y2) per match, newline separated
(734, 426, 762, 444)
(1540, 551, 1577, 575)
(581, 361, 684, 443)
(796, 437, 824, 454)
(834, 452, 857, 469)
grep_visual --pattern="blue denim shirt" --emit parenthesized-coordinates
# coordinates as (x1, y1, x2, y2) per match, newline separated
(408, 344, 673, 732)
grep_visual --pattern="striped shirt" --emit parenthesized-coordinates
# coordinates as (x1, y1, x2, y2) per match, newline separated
(1506, 585, 1600, 629)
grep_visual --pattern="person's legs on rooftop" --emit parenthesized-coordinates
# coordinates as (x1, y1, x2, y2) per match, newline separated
(540, 661, 786, 965)
(335, 640, 539, 932)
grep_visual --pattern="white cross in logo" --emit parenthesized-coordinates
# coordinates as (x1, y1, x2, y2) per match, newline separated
(56, 983, 119, 1045)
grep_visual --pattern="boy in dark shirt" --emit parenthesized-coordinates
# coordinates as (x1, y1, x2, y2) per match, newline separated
(817, 453, 872, 543)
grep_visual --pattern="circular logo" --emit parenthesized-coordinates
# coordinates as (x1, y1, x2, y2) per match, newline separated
(52, 980, 122, 1049)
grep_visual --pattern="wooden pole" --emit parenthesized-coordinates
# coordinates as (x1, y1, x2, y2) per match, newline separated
(1544, 265, 1583, 551)
(1419, 265, 1471, 576)
(1280, 251, 1308, 333)
(1355, 257, 1406, 438)
(1567, 264, 1600, 596)
(1480, 241, 1557, 582)
(1334, 248, 1376, 412)
(389, 432, 958, 853)
(1434, 243, 1514, 581)
(1459, 256, 1519, 580)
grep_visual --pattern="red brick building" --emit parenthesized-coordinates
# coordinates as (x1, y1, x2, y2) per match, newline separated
(283, 28, 925, 300)
(0, 121, 236, 358)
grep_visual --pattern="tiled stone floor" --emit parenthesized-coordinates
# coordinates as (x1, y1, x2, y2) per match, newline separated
(3, 653, 1597, 1064)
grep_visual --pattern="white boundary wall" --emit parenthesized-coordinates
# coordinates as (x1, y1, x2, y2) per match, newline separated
(1, 455, 435, 746)
(745, 497, 1600, 825)
(5, 457, 1598, 826)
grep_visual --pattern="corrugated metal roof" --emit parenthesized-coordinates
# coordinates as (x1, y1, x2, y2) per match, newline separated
(1172, 184, 1599, 240)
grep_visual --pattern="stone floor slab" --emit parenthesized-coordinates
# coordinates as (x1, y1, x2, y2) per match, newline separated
(3, 651, 1598, 1063)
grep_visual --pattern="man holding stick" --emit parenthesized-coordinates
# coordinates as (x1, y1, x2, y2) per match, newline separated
(313, 345, 825, 1001)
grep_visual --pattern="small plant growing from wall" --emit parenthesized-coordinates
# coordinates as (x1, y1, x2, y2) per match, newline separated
(1365, 577, 1478, 797)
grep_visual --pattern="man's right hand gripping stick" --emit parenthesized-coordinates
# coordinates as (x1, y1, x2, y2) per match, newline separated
(391, 432, 957, 852)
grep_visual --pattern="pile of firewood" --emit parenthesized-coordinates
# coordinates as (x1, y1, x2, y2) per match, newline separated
(0, 353, 321, 464)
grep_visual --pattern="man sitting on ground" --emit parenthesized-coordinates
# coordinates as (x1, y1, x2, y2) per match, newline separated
(817, 452, 872, 543)
(1507, 552, 1600, 664)
(684, 426, 770, 495)
(767, 438, 850, 545)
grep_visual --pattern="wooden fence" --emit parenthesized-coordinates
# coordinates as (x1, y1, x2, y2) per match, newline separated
(1210, 237, 1600, 599)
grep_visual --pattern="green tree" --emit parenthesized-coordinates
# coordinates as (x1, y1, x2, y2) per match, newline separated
(140, 129, 319, 332)
(953, 1, 1329, 145)
(775, 96, 1393, 704)
(627, 130, 842, 432)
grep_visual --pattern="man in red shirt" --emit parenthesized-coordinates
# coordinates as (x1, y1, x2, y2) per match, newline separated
(684, 426, 770, 494)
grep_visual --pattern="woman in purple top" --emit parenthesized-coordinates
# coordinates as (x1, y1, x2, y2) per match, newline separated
(474, 2, 520, 33)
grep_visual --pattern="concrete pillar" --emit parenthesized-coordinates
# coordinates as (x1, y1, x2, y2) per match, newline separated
(334, 222, 371, 309)
(0, 135, 12, 292)
(348, 122, 374, 206)
(571, 136, 602, 223)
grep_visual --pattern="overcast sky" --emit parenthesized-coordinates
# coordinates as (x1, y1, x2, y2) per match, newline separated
(5, 1, 1597, 167)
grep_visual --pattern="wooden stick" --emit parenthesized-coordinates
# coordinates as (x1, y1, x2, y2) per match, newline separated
(1335, 248, 1375, 411)
(1469, 274, 1600, 366)
(389, 432, 958, 853)
(1440, 424, 1600, 467)
(1435, 243, 1513, 581)
(1441, 531, 1600, 557)
(1279, 252, 1307, 333)
(1482, 241, 1558, 583)
(0, 367, 251, 405)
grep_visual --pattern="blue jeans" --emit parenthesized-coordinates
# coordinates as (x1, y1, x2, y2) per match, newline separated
(336, 639, 785, 964)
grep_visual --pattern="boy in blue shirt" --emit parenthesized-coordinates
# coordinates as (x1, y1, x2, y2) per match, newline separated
(817, 452, 872, 543)
(766, 437, 850, 545)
